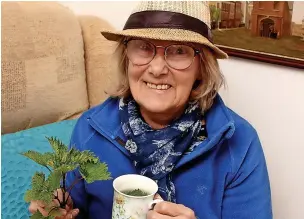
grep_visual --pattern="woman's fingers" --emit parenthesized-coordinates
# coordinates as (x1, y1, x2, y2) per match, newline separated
(54, 208, 67, 219)
(29, 200, 46, 214)
(53, 189, 68, 202)
(29, 189, 74, 219)
(152, 201, 181, 217)
(153, 202, 195, 218)
(72, 209, 79, 217)
(37, 205, 50, 217)
(29, 201, 38, 214)
(53, 189, 63, 206)
(29, 197, 74, 218)
(55, 208, 79, 219)
(64, 209, 79, 219)
(147, 209, 172, 219)
(66, 194, 73, 208)
(53, 189, 72, 210)
(153, 193, 163, 200)
(150, 193, 164, 210)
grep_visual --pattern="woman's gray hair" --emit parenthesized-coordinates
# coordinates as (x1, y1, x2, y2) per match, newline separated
(108, 38, 225, 111)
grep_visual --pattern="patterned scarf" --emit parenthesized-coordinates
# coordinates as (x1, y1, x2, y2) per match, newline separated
(119, 97, 207, 202)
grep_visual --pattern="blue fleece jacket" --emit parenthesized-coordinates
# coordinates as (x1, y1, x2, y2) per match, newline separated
(66, 95, 272, 219)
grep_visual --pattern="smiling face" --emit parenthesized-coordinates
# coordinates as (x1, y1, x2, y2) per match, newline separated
(127, 39, 201, 119)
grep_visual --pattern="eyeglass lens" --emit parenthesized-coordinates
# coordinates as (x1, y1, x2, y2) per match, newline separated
(126, 40, 197, 70)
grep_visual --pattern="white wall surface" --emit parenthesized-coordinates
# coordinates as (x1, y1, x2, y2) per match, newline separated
(60, 2, 304, 219)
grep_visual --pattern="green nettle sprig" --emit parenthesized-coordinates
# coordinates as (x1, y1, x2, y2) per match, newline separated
(21, 137, 111, 219)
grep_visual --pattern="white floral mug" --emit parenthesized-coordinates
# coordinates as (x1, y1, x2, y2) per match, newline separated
(112, 174, 162, 219)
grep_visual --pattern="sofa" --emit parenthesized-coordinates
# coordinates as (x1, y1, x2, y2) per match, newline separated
(1, 2, 119, 218)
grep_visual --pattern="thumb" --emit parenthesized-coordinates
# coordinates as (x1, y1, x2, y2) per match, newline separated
(63, 209, 79, 219)
(29, 202, 38, 214)
(149, 194, 164, 210)
(29, 201, 46, 214)
(153, 193, 163, 201)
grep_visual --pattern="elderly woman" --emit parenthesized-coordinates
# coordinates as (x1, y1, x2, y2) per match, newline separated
(30, 1, 272, 219)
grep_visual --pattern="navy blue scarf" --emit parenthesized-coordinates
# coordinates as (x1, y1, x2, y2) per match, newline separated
(119, 97, 207, 202)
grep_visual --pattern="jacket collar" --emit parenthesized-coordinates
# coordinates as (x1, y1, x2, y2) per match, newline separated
(205, 94, 235, 141)
(88, 95, 235, 163)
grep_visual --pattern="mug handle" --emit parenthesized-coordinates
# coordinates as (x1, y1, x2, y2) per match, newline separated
(148, 199, 164, 210)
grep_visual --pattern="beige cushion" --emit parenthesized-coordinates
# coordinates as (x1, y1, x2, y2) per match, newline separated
(1, 2, 89, 134)
(78, 15, 119, 107)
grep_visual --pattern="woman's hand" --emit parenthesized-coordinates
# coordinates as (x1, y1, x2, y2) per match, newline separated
(148, 194, 196, 219)
(28, 189, 79, 219)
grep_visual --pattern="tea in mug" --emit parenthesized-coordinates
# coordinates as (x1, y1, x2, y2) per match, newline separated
(121, 188, 150, 196)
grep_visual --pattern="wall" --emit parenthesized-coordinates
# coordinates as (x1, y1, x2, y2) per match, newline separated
(219, 58, 304, 219)
(60, 2, 304, 219)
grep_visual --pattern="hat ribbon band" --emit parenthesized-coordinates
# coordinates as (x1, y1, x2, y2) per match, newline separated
(123, 11, 213, 42)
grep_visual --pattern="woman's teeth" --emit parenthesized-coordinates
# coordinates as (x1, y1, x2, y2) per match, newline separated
(146, 82, 170, 90)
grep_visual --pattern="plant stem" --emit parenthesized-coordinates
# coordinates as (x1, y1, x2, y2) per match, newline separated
(61, 172, 66, 208)
(65, 176, 84, 204)
(54, 190, 61, 206)
(67, 176, 84, 192)
(48, 206, 60, 216)
(45, 166, 52, 172)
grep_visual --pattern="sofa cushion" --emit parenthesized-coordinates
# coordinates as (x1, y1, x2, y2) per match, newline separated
(1, 2, 89, 134)
(1, 119, 77, 219)
(78, 15, 120, 107)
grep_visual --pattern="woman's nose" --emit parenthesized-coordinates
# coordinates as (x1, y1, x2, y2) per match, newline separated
(148, 48, 168, 77)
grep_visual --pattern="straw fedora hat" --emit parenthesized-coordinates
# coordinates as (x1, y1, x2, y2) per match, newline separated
(100, 1, 227, 59)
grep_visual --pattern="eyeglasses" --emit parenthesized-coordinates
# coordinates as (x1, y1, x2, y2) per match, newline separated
(123, 39, 200, 70)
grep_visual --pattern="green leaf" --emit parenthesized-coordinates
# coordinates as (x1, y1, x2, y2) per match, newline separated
(55, 164, 78, 173)
(24, 136, 112, 213)
(46, 137, 68, 155)
(24, 190, 36, 203)
(46, 206, 63, 217)
(46, 171, 61, 191)
(24, 172, 54, 205)
(80, 162, 111, 183)
(38, 191, 54, 205)
(60, 151, 69, 163)
(31, 172, 46, 190)
(21, 151, 53, 168)
(69, 148, 99, 165)
(25, 188, 53, 205)
(30, 211, 45, 219)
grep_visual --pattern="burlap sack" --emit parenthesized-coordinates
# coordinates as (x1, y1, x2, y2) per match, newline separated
(77, 15, 119, 107)
(1, 2, 89, 134)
